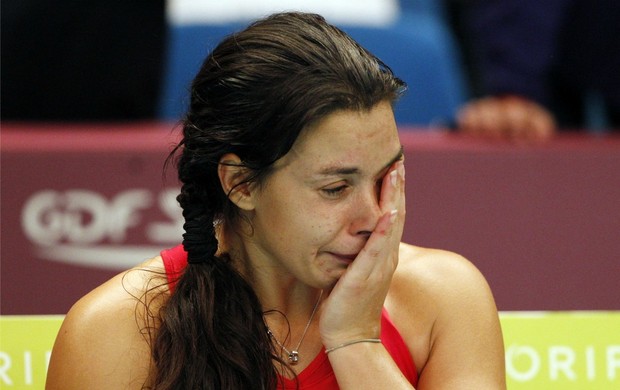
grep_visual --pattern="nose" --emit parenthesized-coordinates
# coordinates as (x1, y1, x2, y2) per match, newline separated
(350, 183, 382, 237)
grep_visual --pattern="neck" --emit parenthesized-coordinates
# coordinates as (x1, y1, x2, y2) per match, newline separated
(265, 289, 324, 369)
(220, 222, 322, 315)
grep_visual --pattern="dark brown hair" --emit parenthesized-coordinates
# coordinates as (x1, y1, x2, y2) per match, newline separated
(150, 12, 405, 389)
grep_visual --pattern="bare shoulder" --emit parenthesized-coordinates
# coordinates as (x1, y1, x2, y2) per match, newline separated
(46, 256, 169, 390)
(387, 243, 506, 388)
(387, 243, 493, 337)
(390, 242, 501, 335)
(393, 242, 492, 299)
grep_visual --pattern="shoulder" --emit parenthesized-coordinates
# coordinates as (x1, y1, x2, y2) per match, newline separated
(393, 243, 493, 301)
(387, 243, 506, 387)
(388, 243, 493, 338)
(46, 256, 169, 390)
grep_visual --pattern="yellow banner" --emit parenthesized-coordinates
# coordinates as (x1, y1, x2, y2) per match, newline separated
(0, 316, 63, 388)
(502, 311, 620, 389)
(1, 312, 619, 389)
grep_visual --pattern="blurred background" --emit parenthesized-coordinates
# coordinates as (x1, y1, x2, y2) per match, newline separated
(2, 0, 467, 126)
(3, 0, 619, 130)
(2, 1, 619, 388)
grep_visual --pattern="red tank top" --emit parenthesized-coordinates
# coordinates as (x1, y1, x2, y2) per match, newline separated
(161, 245, 418, 389)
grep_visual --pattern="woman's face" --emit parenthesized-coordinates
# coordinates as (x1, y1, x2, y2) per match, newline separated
(242, 100, 402, 288)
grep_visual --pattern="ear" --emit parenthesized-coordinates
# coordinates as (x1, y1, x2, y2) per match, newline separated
(218, 153, 256, 211)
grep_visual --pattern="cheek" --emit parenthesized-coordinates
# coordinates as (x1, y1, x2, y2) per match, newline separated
(275, 202, 331, 247)
(262, 187, 344, 246)
(303, 211, 342, 246)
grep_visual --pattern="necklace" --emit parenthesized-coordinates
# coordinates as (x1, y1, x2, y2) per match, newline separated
(266, 290, 323, 365)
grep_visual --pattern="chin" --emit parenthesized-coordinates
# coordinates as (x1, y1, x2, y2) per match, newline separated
(320, 267, 346, 287)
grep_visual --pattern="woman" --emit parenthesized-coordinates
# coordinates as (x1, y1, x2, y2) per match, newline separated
(46, 12, 505, 389)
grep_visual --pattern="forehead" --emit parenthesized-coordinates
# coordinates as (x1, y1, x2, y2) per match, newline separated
(275, 101, 400, 174)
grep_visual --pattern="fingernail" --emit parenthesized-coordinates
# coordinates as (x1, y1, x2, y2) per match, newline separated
(390, 169, 398, 186)
(389, 209, 398, 223)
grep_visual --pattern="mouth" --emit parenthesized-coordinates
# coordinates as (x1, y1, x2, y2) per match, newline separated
(327, 252, 358, 263)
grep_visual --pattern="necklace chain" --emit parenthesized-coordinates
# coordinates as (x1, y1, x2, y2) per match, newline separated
(266, 290, 323, 365)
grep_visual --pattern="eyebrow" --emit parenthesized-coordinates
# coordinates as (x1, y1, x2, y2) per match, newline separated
(317, 146, 404, 177)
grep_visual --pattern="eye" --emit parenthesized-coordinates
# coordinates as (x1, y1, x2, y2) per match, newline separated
(322, 185, 348, 198)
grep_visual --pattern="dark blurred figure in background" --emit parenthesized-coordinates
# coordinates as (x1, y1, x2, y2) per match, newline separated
(448, 0, 620, 140)
(1, 1, 167, 121)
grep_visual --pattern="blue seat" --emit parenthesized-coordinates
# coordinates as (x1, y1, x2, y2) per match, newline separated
(342, 14, 467, 126)
(158, 23, 245, 122)
(399, 0, 447, 18)
(158, 14, 467, 127)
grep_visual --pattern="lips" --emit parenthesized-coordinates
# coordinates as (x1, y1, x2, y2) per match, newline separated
(328, 252, 358, 262)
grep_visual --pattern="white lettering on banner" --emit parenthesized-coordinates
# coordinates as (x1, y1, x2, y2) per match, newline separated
(147, 188, 185, 242)
(549, 346, 576, 380)
(24, 351, 32, 385)
(20, 191, 64, 246)
(21, 188, 183, 270)
(46, 351, 52, 374)
(0, 351, 13, 385)
(609, 346, 620, 380)
(586, 345, 596, 381)
(22, 189, 152, 245)
(63, 190, 109, 243)
(0, 350, 52, 387)
(505, 345, 540, 381)
(107, 190, 154, 242)
(506, 344, 620, 382)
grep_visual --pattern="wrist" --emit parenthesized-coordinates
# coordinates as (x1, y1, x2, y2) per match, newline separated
(325, 338, 382, 354)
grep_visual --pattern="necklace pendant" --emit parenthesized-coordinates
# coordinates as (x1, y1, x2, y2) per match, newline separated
(288, 350, 300, 365)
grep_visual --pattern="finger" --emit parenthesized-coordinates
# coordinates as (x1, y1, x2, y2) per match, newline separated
(478, 98, 511, 139)
(357, 161, 404, 272)
(378, 160, 405, 242)
(456, 104, 478, 135)
(496, 96, 557, 142)
(459, 98, 507, 139)
(502, 99, 531, 140)
(390, 160, 406, 241)
(379, 162, 400, 212)
(457, 101, 487, 137)
(525, 104, 557, 141)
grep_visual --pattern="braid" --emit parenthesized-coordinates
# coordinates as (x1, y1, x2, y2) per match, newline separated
(178, 183, 218, 264)
(150, 179, 281, 389)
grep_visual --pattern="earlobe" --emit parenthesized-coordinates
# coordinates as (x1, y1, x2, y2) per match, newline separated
(218, 153, 255, 211)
